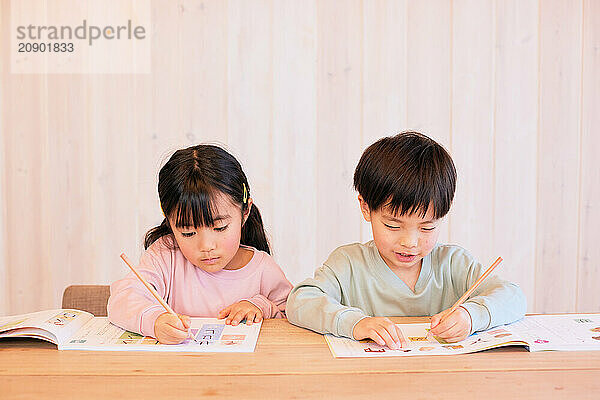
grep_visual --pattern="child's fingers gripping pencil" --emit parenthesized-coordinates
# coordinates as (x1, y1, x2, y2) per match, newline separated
(119, 253, 197, 343)
(429, 256, 504, 334)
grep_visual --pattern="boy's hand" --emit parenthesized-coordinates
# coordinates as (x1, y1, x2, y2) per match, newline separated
(154, 312, 191, 344)
(352, 317, 407, 350)
(218, 300, 263, 326)
(429, 306, 472, 342)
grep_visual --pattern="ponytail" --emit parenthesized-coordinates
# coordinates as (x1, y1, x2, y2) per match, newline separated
(144, 219, 173, 250)
(241, 204, 270, 254)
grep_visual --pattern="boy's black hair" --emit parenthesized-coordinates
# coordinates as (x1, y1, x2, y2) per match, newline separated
(144, 144, 270, 254)
(353, 131, 456, 219)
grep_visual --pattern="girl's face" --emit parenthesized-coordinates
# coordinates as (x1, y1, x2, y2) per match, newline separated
(168, 194, 252, 272)
(359, 196, 440, 273)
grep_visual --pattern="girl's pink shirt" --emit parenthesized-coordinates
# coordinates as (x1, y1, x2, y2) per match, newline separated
(107, 237, 293, 337)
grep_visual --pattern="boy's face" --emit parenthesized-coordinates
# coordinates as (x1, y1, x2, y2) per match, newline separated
(359, 196, 440, 272)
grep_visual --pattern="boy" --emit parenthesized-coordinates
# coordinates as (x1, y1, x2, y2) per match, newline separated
(286, 132, 526, 349)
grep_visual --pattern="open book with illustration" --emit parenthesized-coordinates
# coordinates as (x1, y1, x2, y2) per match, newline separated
(325, 313, 600, 358)
(0, 309, 261, 352)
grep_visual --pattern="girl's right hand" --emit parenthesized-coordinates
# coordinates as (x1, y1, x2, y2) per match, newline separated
(352, 317, 407, 350)
(154, 312, 191, 344)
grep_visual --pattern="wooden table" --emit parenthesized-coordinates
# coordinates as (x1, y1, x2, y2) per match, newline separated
(2, 317, 600, 399)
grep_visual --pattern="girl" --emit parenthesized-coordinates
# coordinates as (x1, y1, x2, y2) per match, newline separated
(108, 144, 292, 344)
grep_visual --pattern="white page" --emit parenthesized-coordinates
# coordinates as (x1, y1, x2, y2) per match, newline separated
(0, 309, 94, 345)
(61, 317, 262, 352)
(325, 322, 528, 358)
(508, 314, 600, 352)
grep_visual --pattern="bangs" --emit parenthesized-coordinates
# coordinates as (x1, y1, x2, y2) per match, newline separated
(383, 158, 453, 219)
(172, 186, 220, 229)
(383, 178, 446, 220)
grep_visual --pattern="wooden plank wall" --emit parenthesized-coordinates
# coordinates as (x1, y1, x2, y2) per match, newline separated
(1, 0, 598, 315)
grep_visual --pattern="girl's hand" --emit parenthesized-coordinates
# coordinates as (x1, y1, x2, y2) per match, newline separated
(352, 317, 407, 350)
(218, 300, 263, 326)
(154, 312, 191, 344)
(429, 306, 472, 342)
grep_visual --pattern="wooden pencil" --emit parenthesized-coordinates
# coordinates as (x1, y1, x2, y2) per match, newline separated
(436, 256, 504, 326)
(119, 253, 195, 342)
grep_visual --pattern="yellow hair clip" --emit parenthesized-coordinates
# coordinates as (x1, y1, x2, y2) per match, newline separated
(242, 183, 248, 204)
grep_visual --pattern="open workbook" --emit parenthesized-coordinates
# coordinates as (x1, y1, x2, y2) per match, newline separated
(0, 309, 261, 352)
(326, 313, 600, 358)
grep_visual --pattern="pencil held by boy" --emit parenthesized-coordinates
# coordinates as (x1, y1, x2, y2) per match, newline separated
(286, 132, 527, 350)
(108, 145, 292, 344)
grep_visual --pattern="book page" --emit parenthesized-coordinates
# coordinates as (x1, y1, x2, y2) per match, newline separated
(61, 317, 261, 352)
(0, 309, 94, 345)
(507, 314, 600, 352)
(325, 322, 528, 358)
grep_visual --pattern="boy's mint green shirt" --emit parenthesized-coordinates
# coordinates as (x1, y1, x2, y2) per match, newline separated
(286, 241, 527, 339)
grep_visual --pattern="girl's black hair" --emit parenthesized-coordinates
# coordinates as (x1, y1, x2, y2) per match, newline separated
(353, 131, 457, 219)
(144, 144, 270, 254)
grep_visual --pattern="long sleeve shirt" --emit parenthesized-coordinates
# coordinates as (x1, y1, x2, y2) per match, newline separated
(108, 237, 293, 337)
(286, 241, 527, 339)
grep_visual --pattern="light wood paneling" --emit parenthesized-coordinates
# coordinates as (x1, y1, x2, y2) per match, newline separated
(271, 0, 318, 283)
(449, 0, 495, 265)
(577, 0, 600, 312)
(179, 0, 229, 146)
(2, 0, 48, 316)
(536, 0, 582, 312)
(315, 0, 363, 265)
(88, 76, 141, 285)
(0, 0, 9, 313)
(4, 77, 46, 311)
(43, 75, 92, 307)
(493, 0, 538, 309)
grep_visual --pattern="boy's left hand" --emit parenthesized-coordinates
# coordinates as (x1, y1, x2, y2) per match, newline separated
(429, 306, 472, 343)
(218, 300, 263, 326)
